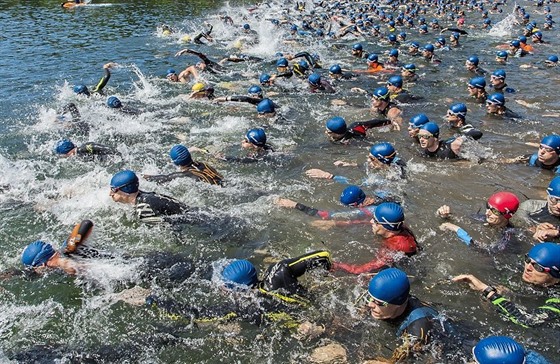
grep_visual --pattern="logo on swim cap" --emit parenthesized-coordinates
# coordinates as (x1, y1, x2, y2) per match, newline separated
(245, 128, 267, 147)
(107, 96, 122, 108)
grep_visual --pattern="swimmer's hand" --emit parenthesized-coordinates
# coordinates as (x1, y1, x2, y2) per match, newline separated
(451, 274, 489, 292)
(103, 62, 118, 69)
(212, 96, 227, 103)
(311, 220, 336, 230)
(436, 205, 452, 218)
(390, 120, 401, 131)
(350, 87, 367, 94)
(274, 197, 297, 208)
(333, 160, 357, 167)
(189, 146, 210, 154)
(175, 48, 195, 57)
(439, 222, 459, 232)
(533, 222, 560, 241)
(305, 169, 333, 179)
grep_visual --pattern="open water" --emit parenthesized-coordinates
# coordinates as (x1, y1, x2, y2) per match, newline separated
(0, 0, 559, 363)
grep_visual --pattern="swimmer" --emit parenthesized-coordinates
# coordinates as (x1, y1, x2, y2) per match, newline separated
(202, 128, 275, 163)
(370, 87, 403, 127)
(213, 85, 263, 105)
(495, 51, 508, 64)
(384, 49, 402, 68)
(324, 116, 396, 144)
(386, 75, 415, 103)
(407, 42, 420, 56)
(174, 48, 225, 75)
(400, 64, 418, 82)
(143, 145, 223, 186)
(417, 122, 463, 159)
(501, 135, 560, 174)
(470, 336, 552, 364)
(307, 73, 335, 94)
(73, 62, 117, 97)
(421, 44, 441, 64)
(350, 43, 369, 59)
(467, 77, 488, 104)
(485, 93, 519, 118)
(453, 242, 560, 328)
(354, 54, 385, 73)
(438, 191, 520, 251)
(445, 103, 483, 140)
(331, 204, 418, 274)
(187, 82, 215, 100)
(106, 96, 140, 115)
(54, 139, 117, 158)
(465, 56, 486, 75)
(489, 70, 515, 93)
(407, 114, 430, 143)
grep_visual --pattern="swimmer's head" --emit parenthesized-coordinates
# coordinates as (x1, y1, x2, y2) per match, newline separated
(540, 135, 560, 154)
(256, 98, 275, 115)
(308, 73, 322, 86)
(107, 96, 122, 109)
(276, 58, 289, 68)
(496, 50, 508, 62)
(371, 87, 390, 101)
(545, 55, 559, 66)
(191, 82, 206, 93)
(473, 336, 526, 364)
(326, 116, 347, 135)
(340, 185, 366, 206)
(55, 139, 76, 155)
(169, 145, 193, 166)
(260, 73, 272, 86)
(369, 142, 397, 165)
(221, 259, 258, 288)
(329, 64, 342, 76)
(110, 170, 139, 194)
(248, 85, 263, 98)
(73, 84, 90, 96)
(166, 68, 178, 82)
(21, 241, 56, 268)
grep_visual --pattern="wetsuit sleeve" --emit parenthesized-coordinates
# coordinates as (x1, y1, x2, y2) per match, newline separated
(488, 293, 560, 328)
(294, 202, 320, 217)
(333, 246, 394, 274)
(227, 95, 262, 105)
(285, 250, 332, 276)
(62, 103, 81, 121)
(275, 70, 294, 79)
(92, 68, 110, 94)
(348, 119, 391, 134)
(144, 172, 192, 183)
(462, 127, 483, 140)
(455, 228, 474, 245)
(331, 175, 351, 184)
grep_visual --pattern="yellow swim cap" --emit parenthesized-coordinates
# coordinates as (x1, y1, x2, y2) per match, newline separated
(181, 35, 192, 43)
(162, 30, 171, 36)
(233, 39, 243, 49)
(192, 82, 205, 92)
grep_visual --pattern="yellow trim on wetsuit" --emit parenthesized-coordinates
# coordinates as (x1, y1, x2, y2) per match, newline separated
(258, 286, 311, 308)
(539, 298, 560, 314)
(286, 250, 331, 268)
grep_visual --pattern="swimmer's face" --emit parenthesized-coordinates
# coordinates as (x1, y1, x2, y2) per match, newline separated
(446, 112, 463, 127)
(537, 145, 559, 165)
(417, 131, 436, 148)
(465, 61, 476, 71)
(109, 189, 127, 203)
(484, 204, 507, 225)
(547, 194, 560, 216)
(387, 84, 398, 92)
(167, 74, 179, 82)
(496, 57, 507, 64)
(485, 102, 500, 114)
(325, 129, 344, 141)
(368, 155, 386, 169)
(490, 75, 505, 86)
(408, 46, 418, 54)
(351, 49, 362, 57)
(196, 62, 206, 70)
(276, 66, 288, 72)
(467, 85, 478, 96)
(522, 257, 559, 286)
(370, 218, 384, 236)
(370, 97, 386, 110)
(408, 125, 420, 138)
(366, 296, 402, 320)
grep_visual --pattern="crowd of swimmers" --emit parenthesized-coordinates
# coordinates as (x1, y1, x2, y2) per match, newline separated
(13, 0, 560, 362)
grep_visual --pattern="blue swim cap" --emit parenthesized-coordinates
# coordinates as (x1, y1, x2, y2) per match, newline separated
(245, 128, 267, 146)
(374, 202, 405, 231)
(368, 268, 410, 305)
(420, 122, 440, 138)
(469, 76, 486, 89)
(423, 44, 434, 52)
(21, 241, 56, 267)
(496, 51, 508, 60)
(546, 55, 559, 64)
(466, 55, 479, 66)
(510, 40, 520, 47)
(540, 135, 560, 154)
(169, 145, 193, 166)
(431, 18, 439, 24)
(402, 64, 417, 73)
(548, 176, 560, 198)
(256, 98, 275, 114)
(243, 23, 250, 30)
(372, 87, 390, 100)
(55, 139, 76, 154)
(340, 185, 366, 206)
(388, 20, 395, 27)
(248, 85, 263, 98)
(387, 75, 403, 88)
(107, 96, 122, 109)
(367, 54, 379, 63)
(166, 68, 176, 76)
(352, 43, 363, 51)
(308, 73, 321, 86)
(409, 114, 430, 128)
(290, 24, 298, 31)
(492, 69, 506, 79)
(259, 73, 271, 85)
(110, 170, 139, 194)
(486, 93, 505, 106)
(298, 60, 310, 71)
(222, 259, 258, 287)
(388, 34, 397, 42)
(420, 24, 428, 31)
(532, 31, 543, 40)
(518, 35, 527, 43)
(436, 36, 446, 45)
(329, 64, 342, 75)
(398, 31, 406, 40)
(484, 18, 492, 25)
(389, 49, 399, 57)
(473, 336, 526, 364)
(409, 41, 420, 49)
(73, 84, 90, 96)
(370, 142, 396, 165)
(451, 32, 460, 39)
(326, 116, 347, 134)
(527, 243, 560, 278)
(449, 103, 467, 119)
(276, 58, 289, 67)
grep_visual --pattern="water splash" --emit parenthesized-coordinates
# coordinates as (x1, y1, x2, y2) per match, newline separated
(488, 7, 518, 38)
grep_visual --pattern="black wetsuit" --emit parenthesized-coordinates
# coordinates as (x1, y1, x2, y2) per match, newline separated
(144, 162, 223, 186)
(334, 119, 392, 143)
(76, 142, 116, 157)
(92, 68, 110, 94)
(422, 140, 459, 159)
(390, 89, 416, 103)
(223, 95, 262, 105)
(134, 191, 205, 224)
(146, 251, 332, 326)
(458, 124, 483, 140)
(487, 293, 560, 328)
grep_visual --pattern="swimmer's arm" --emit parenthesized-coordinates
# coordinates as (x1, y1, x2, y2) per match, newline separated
(178, 66, 198, 82)
(495, 154, 531, 164)
(387, 108, 403, 125)
(331, 252, 391, 275)
(439, 222, 474, 245)
(142, 172, 185, 183)
(351, 118, 392, 129)
(305, 169, 350, 184)
(450, 137, 464, 155)
(92, 65, 112, 94)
